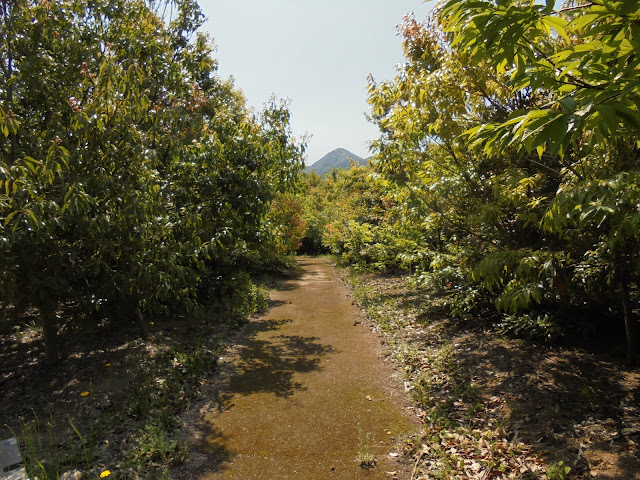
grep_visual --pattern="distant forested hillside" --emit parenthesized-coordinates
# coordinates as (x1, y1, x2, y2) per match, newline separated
(305, 148, 368, 176)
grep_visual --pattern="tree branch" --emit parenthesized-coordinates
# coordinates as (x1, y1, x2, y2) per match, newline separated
(519, 37, 606, 92)
(558, 3, 597, 14)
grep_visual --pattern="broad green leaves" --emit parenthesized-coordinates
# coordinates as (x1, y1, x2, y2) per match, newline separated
(352, 1, 640, 349)
(442, 0, 640, 157)
(0, 0, 305, 364)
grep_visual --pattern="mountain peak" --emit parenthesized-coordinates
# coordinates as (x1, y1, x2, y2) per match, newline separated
(329, 147, 351, 154)
(305, 148, 368, 177)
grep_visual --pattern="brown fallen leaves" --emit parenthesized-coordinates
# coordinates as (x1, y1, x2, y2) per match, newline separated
(344, 270, 640, 480)
(407, 429, 546, 480)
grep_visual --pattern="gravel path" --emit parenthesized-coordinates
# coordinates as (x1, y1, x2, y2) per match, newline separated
(173, 257, 416, 479)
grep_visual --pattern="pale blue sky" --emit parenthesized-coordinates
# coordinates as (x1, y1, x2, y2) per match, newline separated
(197, 1, 433, 164)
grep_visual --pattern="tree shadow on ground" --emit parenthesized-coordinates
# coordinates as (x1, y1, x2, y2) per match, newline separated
(434, 325, 640, 478)
(0, 315, 150, 437)
(355, 272, 640, 479)
(215, 317, 335, 405)
(259, 267, 305, 292)
(228, 333, 334, 398)
(173, 423, 232, 478)
(187, 292, 337, 476)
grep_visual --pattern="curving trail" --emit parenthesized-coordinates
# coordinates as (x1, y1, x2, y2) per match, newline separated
(174, 257, 416, 479)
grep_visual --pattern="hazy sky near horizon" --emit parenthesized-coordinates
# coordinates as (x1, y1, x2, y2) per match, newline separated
(197, 1, 434, 164)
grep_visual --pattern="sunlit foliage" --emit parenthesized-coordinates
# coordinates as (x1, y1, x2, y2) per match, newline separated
(0, 0, 305, 364)
(310, 0, 639, 361)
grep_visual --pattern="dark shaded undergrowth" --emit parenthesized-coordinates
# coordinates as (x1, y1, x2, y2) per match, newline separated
(0, 275, 284, 479)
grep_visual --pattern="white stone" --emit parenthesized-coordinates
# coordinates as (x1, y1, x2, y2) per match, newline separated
(60, 470, 82, 480)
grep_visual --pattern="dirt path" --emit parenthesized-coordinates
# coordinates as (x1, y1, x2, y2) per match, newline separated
(173, 257, 416, 479)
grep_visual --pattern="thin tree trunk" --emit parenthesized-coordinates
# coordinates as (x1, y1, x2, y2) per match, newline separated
(2, 0, 17, 164)
(621, 282, 636, 366)
(136, 307, 148, 340)
(40, 305, 59, 365)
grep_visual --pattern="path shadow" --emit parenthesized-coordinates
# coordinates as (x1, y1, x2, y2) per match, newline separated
(174, 423, 232, 478)
(216, 317, 335, 404)
(260, 267, 305, 292)
(188, 314, 336, 476)
(228, 333, 334, 398)
(259, 257, 330, 293)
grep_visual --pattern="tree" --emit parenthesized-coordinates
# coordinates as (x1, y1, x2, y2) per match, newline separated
(441, 0, 640, 362)
(353, 1, 640, 360)
(0, 0, 305, 365)
(367, 12, 557, 316)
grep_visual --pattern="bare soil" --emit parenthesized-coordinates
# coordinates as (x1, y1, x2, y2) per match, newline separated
(0, 299, 234, 478)
(172, 257, 418, 479)
(2, 258, 638, 480)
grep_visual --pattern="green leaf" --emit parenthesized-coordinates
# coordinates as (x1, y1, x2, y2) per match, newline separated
(541, 16, 570, 42)
(4, 210, 18, 226)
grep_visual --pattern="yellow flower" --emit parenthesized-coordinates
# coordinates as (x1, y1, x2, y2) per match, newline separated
(149, 322, 155, 325)
(105, 363, 112, 367)
(80, 391, 89, 397)
(100, 470, 111, 478)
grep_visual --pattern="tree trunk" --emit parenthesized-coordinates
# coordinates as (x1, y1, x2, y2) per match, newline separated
(40, 305, 59, 366)
(621, 282, 636, 366)
(2, 0, 17, 164)
(136, 307, 148, 340)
